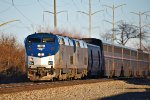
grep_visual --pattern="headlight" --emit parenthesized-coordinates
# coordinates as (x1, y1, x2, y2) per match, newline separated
(29, 61, 34, 65)
(38, 53, 44, 56)
(48, 61, 53, 65)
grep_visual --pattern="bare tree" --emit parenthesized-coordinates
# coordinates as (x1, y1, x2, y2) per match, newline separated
(101, 21, 138, 46)
(115, 21, 138, 45)
(101, 31, 112, 42)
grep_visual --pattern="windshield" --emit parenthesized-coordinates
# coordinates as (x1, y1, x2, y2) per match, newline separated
(43, 37, 55, 43)
(28, 38, 41, 43)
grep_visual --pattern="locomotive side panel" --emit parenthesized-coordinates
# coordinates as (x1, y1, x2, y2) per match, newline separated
(73, 40, 88, 73)
(54, 37, 88, 80)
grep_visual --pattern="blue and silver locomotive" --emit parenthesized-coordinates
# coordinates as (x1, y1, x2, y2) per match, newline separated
(24, 33, 104, 81)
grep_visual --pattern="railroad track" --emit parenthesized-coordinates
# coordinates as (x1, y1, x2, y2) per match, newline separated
(1, 77, 149, 94)
(0, 78, 114, 94)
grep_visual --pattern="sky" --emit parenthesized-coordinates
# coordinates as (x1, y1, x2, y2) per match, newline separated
(0, 0, 150, 46)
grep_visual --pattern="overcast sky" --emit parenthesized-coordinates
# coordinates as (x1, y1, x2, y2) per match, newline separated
(0, 0, 150, 45)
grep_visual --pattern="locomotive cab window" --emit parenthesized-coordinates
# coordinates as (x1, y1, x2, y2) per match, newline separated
(28, 38, 41, 43)
(43, 37, 55, 43)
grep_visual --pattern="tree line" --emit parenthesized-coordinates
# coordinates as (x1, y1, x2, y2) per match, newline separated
(0, 33, 26, 83)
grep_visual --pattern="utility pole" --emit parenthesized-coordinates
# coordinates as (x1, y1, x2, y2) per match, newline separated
(54, 0, 57, 28)
(103, 4, 125, 77)
(89, 0, 91, 34)
(103, 4, 126, 43)
(77, 0, 103, 37)
(131, 11, 150, 50)
(43, 0, 68, 29)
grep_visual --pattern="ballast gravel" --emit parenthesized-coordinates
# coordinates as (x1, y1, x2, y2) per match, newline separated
(0, 80, 150, 100)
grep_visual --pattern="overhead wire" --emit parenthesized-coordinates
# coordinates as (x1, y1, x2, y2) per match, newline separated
(36, 0, 48, 26)
(0, 6, 12, 13)
(0, 0, 35, 24)
(0, 0, 12, 5)
(37, 0, 46, 10)
(1, 0, 35, 6)
(40, 0, 53, 7)
(56, 0, 72, 8)
(72, 0, 80, 11)
(13, 6, 34, 24)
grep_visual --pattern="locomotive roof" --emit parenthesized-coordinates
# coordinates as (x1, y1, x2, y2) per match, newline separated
(26, 33, 55, 37)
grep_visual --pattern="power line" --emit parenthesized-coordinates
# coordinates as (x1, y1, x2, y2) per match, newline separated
(1, 0, 35, 6)
(1, 0, 35, 24)
(37, 1, 45, 10)
(40, 0, 53, 7)
(0, 0, 12, 5)
(0, 6, 12, 13)
(72, 0, 80, 11)
(13, 6, 34, 24)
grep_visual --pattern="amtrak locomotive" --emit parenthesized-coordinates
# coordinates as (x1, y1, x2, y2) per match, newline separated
(24, 33, 150, 81)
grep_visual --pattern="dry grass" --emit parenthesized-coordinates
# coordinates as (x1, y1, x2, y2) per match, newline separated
(0, 33, 25, 80)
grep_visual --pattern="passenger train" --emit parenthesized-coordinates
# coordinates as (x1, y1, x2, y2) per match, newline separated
(24, 33, 150, 81)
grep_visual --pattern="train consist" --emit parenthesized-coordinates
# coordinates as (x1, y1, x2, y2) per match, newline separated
(24, 33, 150, 81)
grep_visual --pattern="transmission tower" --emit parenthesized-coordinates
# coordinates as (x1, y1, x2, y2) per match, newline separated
(131, 11, 150, 49)
(77, 0, 103, 37)
(103, 4, 126, 43)
(43, 0, 68, 29)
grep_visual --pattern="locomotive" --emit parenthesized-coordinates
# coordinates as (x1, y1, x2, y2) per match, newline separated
(24, 33, 150, 81)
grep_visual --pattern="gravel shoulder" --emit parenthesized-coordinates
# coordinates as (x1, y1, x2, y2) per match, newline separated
(0, 78, 150, 100)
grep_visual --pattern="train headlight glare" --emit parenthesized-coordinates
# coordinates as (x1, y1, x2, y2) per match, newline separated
(37, 45, 45, 48)
(29, 61, 34, 65)
(38, 53, 44, 56)
(48, 61, 53, 65)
